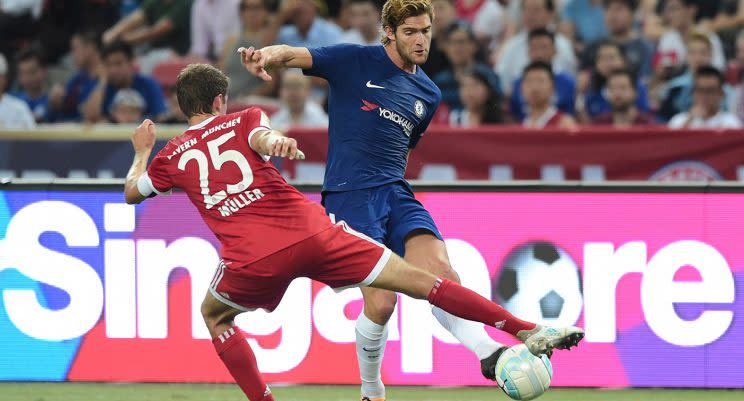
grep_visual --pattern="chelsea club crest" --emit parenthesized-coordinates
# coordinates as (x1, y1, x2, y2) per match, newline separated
(414, 100, 425, 118)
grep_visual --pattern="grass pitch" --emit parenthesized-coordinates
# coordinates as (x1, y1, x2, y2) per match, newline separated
(1, 383, 742, 401)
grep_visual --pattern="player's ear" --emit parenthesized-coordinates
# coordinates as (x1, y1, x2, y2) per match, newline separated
(213, 94, 227, 114)
(384, 25, 395, 43)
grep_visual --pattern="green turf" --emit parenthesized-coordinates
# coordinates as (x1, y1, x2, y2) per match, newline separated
(1, 383, 742, 401)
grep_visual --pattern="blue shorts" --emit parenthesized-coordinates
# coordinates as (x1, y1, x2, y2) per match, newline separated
(322, 182, 443, 256)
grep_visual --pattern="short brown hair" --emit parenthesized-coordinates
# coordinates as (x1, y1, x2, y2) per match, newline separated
(176, 64, 229, 117)
(381, 0, 434, 45)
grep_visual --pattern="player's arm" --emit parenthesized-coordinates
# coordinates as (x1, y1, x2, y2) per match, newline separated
(249, 129, 305, 160)
(237, 45, 312, 81)
(124, 119, 157, 204)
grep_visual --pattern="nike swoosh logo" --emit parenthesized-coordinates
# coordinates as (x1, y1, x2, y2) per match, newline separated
(366, 81, 385, 89)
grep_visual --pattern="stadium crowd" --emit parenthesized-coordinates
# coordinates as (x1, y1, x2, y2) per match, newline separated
(1, 0, 744, 130)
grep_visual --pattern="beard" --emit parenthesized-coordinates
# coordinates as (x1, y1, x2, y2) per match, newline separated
(395, 39, 428, 66)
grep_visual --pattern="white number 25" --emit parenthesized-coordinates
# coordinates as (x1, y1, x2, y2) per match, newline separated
(177, 130, 253, 209)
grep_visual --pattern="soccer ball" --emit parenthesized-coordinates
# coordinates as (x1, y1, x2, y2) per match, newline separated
(493, 241, 582, 327)
(494, 344, 552, 400)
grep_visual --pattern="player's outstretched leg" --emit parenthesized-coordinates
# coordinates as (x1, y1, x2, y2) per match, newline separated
(403, 232, 506, 380)
(201, 292, 274, 401)
(369, 253, 585, 359)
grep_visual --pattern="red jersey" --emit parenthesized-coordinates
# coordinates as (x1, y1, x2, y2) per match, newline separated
(144, 107, 333, 265)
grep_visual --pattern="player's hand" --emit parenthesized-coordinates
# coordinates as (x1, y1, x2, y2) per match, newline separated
(269, 136, 305, 160)
(132, 119, 156, 154)
(237, 46, 272, 81)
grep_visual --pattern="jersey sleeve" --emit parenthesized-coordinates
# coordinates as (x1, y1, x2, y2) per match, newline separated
(144, 151, 174, 195)
(303, 44, 363, 81)
(239, 107, 273, 161)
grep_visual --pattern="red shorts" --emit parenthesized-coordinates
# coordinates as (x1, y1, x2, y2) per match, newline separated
(208, 221, 392, 312)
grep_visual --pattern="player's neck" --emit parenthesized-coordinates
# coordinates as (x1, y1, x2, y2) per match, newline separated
(384, 44, 416, 74)
(188, 113, 217, 128)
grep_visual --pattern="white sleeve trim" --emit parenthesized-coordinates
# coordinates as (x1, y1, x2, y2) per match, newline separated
(248, 125, 272, 161)
(138, 172, 172, 196)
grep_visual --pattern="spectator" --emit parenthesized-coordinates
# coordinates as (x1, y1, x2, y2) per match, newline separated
(657, 32, 729, 121)
(593, 68, 657, 125)
(0, 53, 36, 129)
(504, 0, 572, 39)
(110, 88, 146, 124)
(102, 0, 194, 73)
(434, 21, 500, 110)
(656, 0, 725, 70)
(47, 31, 104, 122)
(190, 0, 241, 60)
(340, 0, 381, 45)
(449, 66, 503, 126)
(522, 61, 578, 127)
(560, 0, 607, 47)
(454, 0, 506, 45)
(11, 48, 49, 123)
(579, 41, 650, 120)
(581, 0, 654, 80)
(220, 0, 276, 99)
(422, 0, 458, 77)
(336, 0, 353, 32)
(270, 69, 329, 131)
(669, 66, 742, 128)
(80, 41, 167, 123)
(511, 28, 576, 121)
(495, 0, 577, 95)
(265, 0, 344, 47)
(728, 29, 744, 122)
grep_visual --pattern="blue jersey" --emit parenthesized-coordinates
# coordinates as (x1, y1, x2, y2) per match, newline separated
(303, 44, 441, 192)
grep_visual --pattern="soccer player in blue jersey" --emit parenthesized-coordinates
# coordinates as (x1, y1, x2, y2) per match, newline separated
(238, 0, 583, 399)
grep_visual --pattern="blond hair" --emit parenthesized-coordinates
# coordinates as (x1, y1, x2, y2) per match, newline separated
(687, 31, 712, 51)
(380, 0, 434, 45)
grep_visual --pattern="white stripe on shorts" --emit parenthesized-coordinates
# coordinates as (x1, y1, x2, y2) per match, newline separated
(338, 220, 383, 247)
(210, 261, 225, 290)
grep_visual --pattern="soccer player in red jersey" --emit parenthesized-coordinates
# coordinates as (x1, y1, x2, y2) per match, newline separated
(123, 64, 582, 401)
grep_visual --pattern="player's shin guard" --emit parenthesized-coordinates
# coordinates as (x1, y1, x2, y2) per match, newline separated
(212, 327, 274, 401)
(355, 312, 388, 399)
(431, 307, 504, 360)
(427, 278, 536, 337)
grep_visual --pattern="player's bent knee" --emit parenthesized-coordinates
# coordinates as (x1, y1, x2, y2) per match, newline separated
(407, 253, 460, 283)
(200, 292, 240, 335)
(363, 292, 397, 322)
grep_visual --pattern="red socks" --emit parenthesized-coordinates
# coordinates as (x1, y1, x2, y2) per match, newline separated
(213, 327, 274, 401)
(427, 278, 536, 336)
